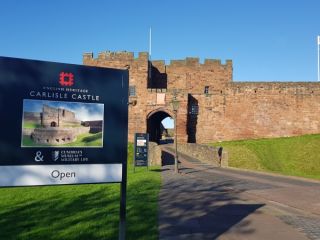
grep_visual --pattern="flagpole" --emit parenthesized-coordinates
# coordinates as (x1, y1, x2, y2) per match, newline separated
(149, 27, 152, 59)
(149, 27, 152, 82)
(318, 36, 320, 82)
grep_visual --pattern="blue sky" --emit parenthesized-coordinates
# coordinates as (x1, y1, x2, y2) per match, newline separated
(0, 0, 319, 82)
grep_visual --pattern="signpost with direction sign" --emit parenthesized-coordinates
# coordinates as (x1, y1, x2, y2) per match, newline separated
(133, 133, 149, 172)
(0, 56, 129, 239)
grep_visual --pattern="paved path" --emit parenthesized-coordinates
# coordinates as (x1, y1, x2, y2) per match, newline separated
(158, 147, 320, 240)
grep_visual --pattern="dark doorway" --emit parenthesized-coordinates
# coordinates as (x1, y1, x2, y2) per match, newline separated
(187, 94, 199, 143)
(147, 110, 172, 143)
(50, 121, 57, 127)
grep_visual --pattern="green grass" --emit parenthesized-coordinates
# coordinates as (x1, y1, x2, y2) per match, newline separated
(211, 134, 320, 180)
(64, 132, 102, 147)
(23, 121, 41, 129)
(22, 132, 102, 147)
(0, 144, 161, 240)
(22, 135, 38, 146)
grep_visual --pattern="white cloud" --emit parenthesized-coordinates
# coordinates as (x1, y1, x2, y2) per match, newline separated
(57, 102, 104, 121)
(74, 105, 103, 121)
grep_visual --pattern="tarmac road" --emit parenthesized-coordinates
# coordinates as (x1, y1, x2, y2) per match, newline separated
(159, 147, 320, 240)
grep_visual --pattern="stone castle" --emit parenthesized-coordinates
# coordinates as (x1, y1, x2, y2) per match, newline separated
(24, 105, 81, 128)
(24, 105, 87, 145)
(83, 51, 320, 144)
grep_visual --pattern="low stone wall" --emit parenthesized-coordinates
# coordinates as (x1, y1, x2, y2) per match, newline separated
(177, 143, 228, 167)
(23, 126, 89, 137)
(32, 128, 76, 145)
(31, 127, 90, 145)
(146, 142, 228, 167)
(148, 141, 162, 166)
(220, 151, 228, 167)
(73, 126, 90, 135)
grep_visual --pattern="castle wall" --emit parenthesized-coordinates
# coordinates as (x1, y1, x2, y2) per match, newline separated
(42, 105, 59, 127)
(83, 51, 320, 144)
(83, 51, 149, 141)
(83, 52, 231, 143)
(42, 105, 80, 127)
(151, 58, 232, 92)
(194, 82, 320, 143)
(58, 108, 80, 126)
(166, 58, 232, 93)
(32, 127, 89, 145)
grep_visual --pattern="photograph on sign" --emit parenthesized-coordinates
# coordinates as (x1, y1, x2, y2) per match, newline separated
(21, 99, 104, 148)
(136, 139, 147, 147)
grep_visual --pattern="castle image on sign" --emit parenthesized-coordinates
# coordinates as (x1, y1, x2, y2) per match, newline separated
(22, 100, 104, 147)
(83, 51, 320, 144)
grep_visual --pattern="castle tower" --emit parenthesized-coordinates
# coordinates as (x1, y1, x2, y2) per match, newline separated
(83, 51, 233, 143)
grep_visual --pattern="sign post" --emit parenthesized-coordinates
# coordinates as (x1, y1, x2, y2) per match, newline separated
(0, 56, 129, 239)
(133, 133, 149, 172)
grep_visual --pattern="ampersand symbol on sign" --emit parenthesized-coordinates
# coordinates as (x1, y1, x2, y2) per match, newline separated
(34, 151, 44, 162)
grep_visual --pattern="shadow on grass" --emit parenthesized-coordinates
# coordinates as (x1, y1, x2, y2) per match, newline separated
(150, 169, 170, 172)
(0, 185, 119, 240)
(0, 169, 160, 240)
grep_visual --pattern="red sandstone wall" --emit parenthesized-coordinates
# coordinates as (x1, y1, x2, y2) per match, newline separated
(150, 57, 232, 143)
(83, 52, 190, 143)
(83, 51, 320, 144)
(195, 82, 320, 143)
(83, 51, 149, 142)
(151, 58, 232, 93)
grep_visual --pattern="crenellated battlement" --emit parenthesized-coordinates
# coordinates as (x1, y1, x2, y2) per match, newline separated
(83, 51, 149, 63)
(227, 82, 320, 95)
(151, 57, 232, 69)
(83, 50, 233, 91)
(84, 51, 232, 69)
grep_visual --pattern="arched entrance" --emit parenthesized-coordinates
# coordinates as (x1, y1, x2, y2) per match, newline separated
(147, 109, 173, 143)
(50, 121, 57, 127)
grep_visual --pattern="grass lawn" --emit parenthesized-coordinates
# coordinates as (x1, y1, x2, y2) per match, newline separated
(22, 132, 103, 147)
(0, 144, 161, 240)
(23, 121, 41, 129)
(64, 132, 102, 147)
(211, 134, 320, 180)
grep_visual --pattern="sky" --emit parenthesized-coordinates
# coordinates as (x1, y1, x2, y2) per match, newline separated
(2, 0, 319, 129)
(0, 0, 319, 82)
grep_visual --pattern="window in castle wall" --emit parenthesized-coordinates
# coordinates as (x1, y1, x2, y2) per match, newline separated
(189, 105, 199, 115)
(204, 86, 209, 94)
(129, 85, 136, 96)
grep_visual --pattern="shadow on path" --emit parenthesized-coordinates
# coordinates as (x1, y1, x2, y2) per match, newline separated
(161, 150, 175, 166)
(159, 150, 265, 239)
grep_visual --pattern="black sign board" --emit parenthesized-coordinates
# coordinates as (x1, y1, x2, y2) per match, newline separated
(133, 133, 149, 169)
(0, 56, 129, 187)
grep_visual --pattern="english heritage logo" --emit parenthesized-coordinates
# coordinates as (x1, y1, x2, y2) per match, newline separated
(59, 72, 74, 87)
